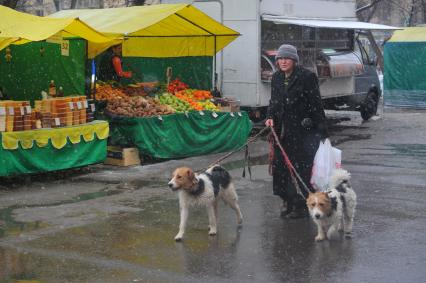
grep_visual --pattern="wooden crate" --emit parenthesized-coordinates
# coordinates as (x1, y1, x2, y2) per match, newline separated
(104, 146, 141, 166)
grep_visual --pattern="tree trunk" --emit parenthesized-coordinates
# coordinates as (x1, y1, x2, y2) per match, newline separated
(71, 0, 78, 9)
(423, 0, 426, 23)
(53, 0, 60, 11)
(407, 0, 415, 26)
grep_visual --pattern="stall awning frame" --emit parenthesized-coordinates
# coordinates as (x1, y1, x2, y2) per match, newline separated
(262, 15, 400, 30)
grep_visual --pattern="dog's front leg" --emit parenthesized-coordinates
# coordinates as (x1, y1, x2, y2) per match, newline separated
(343, 214, 354, 238)
(175, 206, 188, 241)
(315, 223, 326, 242)
(207, 204, 217, 236)
(327, 223, 339, 240)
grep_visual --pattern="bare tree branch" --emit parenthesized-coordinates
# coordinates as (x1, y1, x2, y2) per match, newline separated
(356, 0, 384, 14)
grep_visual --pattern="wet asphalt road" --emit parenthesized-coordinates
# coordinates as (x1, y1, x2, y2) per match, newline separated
(0, 108, 426, 283)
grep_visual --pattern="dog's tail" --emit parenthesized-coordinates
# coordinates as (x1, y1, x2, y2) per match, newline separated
(328, 168, 351, 191)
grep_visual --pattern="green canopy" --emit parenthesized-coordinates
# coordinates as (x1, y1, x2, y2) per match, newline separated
(384, 27, 426, 108)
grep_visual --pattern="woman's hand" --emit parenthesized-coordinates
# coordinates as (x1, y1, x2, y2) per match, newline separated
(122, 71, 133, 78)
(265, 119, 274, 127)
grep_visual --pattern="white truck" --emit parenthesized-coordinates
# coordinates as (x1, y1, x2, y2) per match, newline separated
(161, 0, 396, 121)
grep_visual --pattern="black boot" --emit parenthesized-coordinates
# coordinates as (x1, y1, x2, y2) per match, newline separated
(286, 206, 308, 219)
(280, 200, 293, 218)
(286, 199, 308, 219)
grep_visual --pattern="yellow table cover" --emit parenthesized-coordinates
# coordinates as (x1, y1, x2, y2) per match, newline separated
(1, 120, 109, 150)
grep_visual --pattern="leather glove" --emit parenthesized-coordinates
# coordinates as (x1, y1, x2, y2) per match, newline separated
(301, 118, 313, 129)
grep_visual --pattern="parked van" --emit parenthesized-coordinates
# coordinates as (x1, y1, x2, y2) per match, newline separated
(161, 0, 397, 121)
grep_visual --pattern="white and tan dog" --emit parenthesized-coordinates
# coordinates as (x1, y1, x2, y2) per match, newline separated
(168, 165, 243, 241)
(307, 169, 357, 241)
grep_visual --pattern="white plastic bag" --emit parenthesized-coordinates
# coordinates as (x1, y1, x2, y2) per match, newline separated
(310, 138, 341, 191)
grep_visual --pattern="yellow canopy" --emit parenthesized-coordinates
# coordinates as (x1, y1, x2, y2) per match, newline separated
(0, 5, 117, 58)
(388, 27, 426, 42)
(50, 3, 240, 58)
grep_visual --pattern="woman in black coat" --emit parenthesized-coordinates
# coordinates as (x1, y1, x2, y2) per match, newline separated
(265, 44, 329, 219)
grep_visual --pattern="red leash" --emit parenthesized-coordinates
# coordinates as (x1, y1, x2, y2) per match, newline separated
(269, 126, 312, 199)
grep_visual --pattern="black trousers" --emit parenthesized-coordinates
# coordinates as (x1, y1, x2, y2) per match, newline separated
(272, 145, 314, 209)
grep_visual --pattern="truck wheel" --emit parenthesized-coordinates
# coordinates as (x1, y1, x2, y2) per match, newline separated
(360, 91, 379, 121)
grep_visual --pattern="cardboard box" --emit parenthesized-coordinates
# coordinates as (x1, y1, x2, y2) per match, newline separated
(219, 103, 240, 113)
(104, 146, 141, 166)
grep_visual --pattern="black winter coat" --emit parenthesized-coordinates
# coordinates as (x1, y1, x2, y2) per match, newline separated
(267, 66, 328, 201)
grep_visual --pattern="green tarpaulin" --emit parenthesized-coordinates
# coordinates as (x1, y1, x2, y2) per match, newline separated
(0, 39, 87, 101)
(0, 136, 106, 177)
(107, 111, 252, 159)
(384, 32, 426, 108)
(121, 56, 212, 90)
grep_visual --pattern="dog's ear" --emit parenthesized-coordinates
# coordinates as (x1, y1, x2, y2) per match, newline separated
(321, 192, 330, 200)
(187, 169, 196, 184)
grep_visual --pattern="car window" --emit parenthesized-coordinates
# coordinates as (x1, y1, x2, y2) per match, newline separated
(261, 55, 276, 82)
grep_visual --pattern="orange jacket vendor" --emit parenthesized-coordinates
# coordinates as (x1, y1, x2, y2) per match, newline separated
(98, 44, 132, 82)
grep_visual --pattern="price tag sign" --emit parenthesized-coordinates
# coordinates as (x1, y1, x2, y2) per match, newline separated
(0, 107, 6, 116)
(157, 115, 163, 121)
(199, 111, 205, 116)
(184, 111, 189, 118)
(8, 107, 14, 116)
(76, 101, 82, 109)
(25, 106, 32, 114)
(54, 118, 60, 126)
(83, 100, 88, 108)
(90, 104, 96, 112)
(69, 102, 74, 110)
(20, 106, 25, 116)
(230, 112, 235, 117)
(61, 40, 70, 56)
(237, 112, 242, 117)
(212, 112, 218, 118)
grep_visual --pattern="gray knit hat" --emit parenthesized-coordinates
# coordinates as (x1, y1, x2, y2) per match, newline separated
(275, 44, 299, 63)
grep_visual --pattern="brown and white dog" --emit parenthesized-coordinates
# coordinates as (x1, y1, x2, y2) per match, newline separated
(307, 169, 357, 241)
(168, 165, 243, 241)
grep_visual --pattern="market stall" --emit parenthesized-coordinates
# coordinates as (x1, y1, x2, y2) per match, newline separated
(0, 6, 113, 176)
(384, 27, 426, 108)
(50, 4, 251, 160)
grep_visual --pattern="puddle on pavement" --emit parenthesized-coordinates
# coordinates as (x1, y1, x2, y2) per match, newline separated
(332, 133, 371, 146)
(387, 144, 426, 157)
(355, 144, 426, 168)
(0, 180, 166, 240)
(0, 206, 49, 238)
(0, 198, 243, 282)
(0, 245, 137, 283)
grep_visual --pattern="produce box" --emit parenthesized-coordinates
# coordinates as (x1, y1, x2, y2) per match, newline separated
(214, 98, 240, 112)
(104, 146, 141, 166)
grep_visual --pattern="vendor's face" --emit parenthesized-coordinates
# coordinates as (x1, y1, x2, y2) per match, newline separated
(277, 58, 295, 73)
(112, 45, 122, 56)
